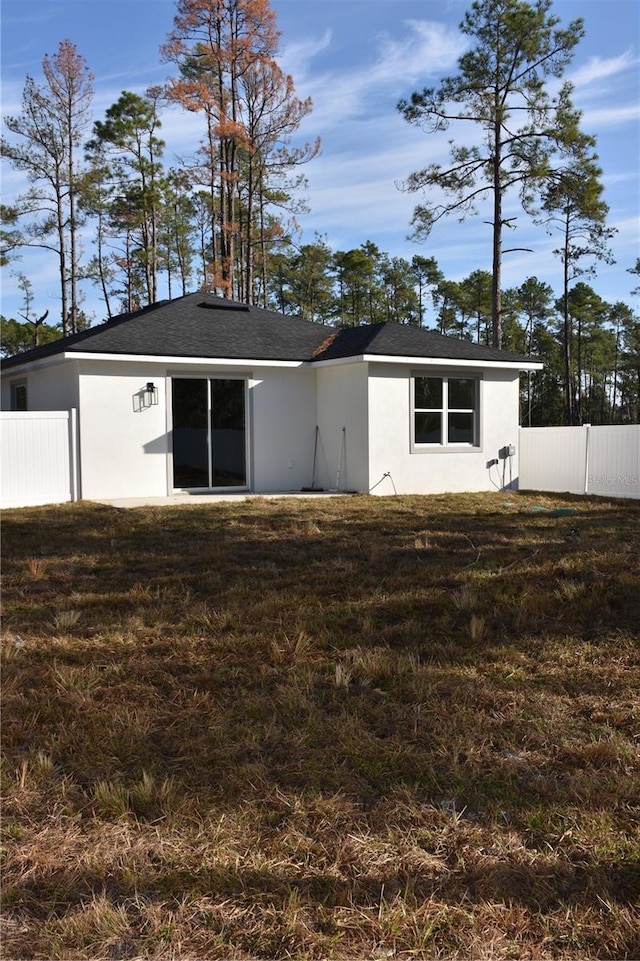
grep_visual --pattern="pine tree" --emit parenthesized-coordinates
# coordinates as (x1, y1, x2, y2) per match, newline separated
(459, 270, 493, 344)
(268, 239, 335, 321)
(513, 276, 555, 424)
(539, 152, 615, 423)
(159, 169, 197, 299)
(411, 255, 443, 327)
(86, 90, 166, 309)
(162, 0, 316, 302)
(398, 0, 585, 349)
(379, 256, 421, 325)
(0, 274, 61, 356)
(333, 247, 383, 326)
(2, 40, 94, 333)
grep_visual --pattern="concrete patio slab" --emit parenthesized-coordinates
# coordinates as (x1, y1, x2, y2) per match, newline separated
(93, 490, 353, 509)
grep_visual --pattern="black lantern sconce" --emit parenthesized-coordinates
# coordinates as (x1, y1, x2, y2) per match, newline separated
(133, 382, 159, 412)
(142, 382, 159, 408)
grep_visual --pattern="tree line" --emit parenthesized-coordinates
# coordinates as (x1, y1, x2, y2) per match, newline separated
(1, 0, 638, 426)
(226, 244, 640, 427)
(1, 0, 319, 335)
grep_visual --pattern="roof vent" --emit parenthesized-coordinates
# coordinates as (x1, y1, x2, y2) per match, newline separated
(198, 301, 250, 312)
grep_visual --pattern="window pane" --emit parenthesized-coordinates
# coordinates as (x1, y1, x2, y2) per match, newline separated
(415, 377, 442, 409)
(211, 379, 246, 487)
(415, 412, 442, 444)
(448, 378, 476, 410)
(172, 378, 209, 488)
(448, 412, 474, 444)
(12, 383, 28, 411)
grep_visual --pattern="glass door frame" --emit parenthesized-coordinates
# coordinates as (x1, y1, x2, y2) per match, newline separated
(168, 373, 250, 493)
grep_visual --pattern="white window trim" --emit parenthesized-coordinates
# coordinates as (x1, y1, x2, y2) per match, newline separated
(411, 372, 482, 452)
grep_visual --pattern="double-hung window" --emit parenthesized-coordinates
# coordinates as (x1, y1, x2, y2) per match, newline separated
(413, 375, 479, 447)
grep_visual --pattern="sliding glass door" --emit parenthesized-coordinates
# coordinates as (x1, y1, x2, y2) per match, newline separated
(210, 378, 246, 487)
(172, 378, 246, 490)
(172, 378, 209, 488)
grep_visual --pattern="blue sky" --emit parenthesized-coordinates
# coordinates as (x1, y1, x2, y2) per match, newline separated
(1, 0, 638, 326)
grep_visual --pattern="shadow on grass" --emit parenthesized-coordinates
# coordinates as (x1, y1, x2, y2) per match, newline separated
(2, 493, 640, 956)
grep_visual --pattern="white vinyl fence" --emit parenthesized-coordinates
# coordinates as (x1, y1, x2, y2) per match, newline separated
(518, 425, 640, 499)
(1, 410, 79, 509)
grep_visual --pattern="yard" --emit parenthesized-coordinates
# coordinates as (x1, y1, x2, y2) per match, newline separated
(1, 492, 639, 960)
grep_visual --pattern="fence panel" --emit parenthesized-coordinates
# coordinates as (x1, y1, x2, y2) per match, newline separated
(1, 410, 78, 509)
(519, 425, 640, 499)
(587, 426, 640, 498)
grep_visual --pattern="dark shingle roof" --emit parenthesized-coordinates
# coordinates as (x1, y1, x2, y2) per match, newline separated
(313, 321, 532, 364)
(1, 292, 537, 369)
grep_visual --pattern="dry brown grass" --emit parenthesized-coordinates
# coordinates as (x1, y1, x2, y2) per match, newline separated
(1, 491, 639, 959)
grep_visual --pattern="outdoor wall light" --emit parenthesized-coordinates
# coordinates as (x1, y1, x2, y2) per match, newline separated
(145, 382, 158, 406)
(132, 382, 159, 413)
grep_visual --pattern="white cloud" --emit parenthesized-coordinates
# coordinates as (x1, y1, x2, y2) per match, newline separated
(581, 102, 640, 129)
(279, 29, 333, 81)
(606, 215, 640, 255)
(289, 19, 465, 133)
(570, 50, 637, 89)
(373, 19, 466, 85)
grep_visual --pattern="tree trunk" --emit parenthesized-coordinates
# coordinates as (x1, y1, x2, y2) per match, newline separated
(56, 183, 69, 336)
(491, 117, 502, 349)
(576, 312, 583, 425)
(562, 217, 574, 425)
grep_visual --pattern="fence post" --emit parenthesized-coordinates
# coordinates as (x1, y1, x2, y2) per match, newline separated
(583, 424, 591, 494)
(69, 408, 79, 502)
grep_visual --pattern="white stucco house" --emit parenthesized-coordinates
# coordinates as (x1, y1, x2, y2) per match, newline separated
(1, 292, 542, 500)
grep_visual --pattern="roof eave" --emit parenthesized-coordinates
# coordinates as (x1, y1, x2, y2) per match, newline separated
(312, 353, 543, 371)
(1, 352, 70, 374)
(66, 351, 308, 368)
(2, 348, 543, 373)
